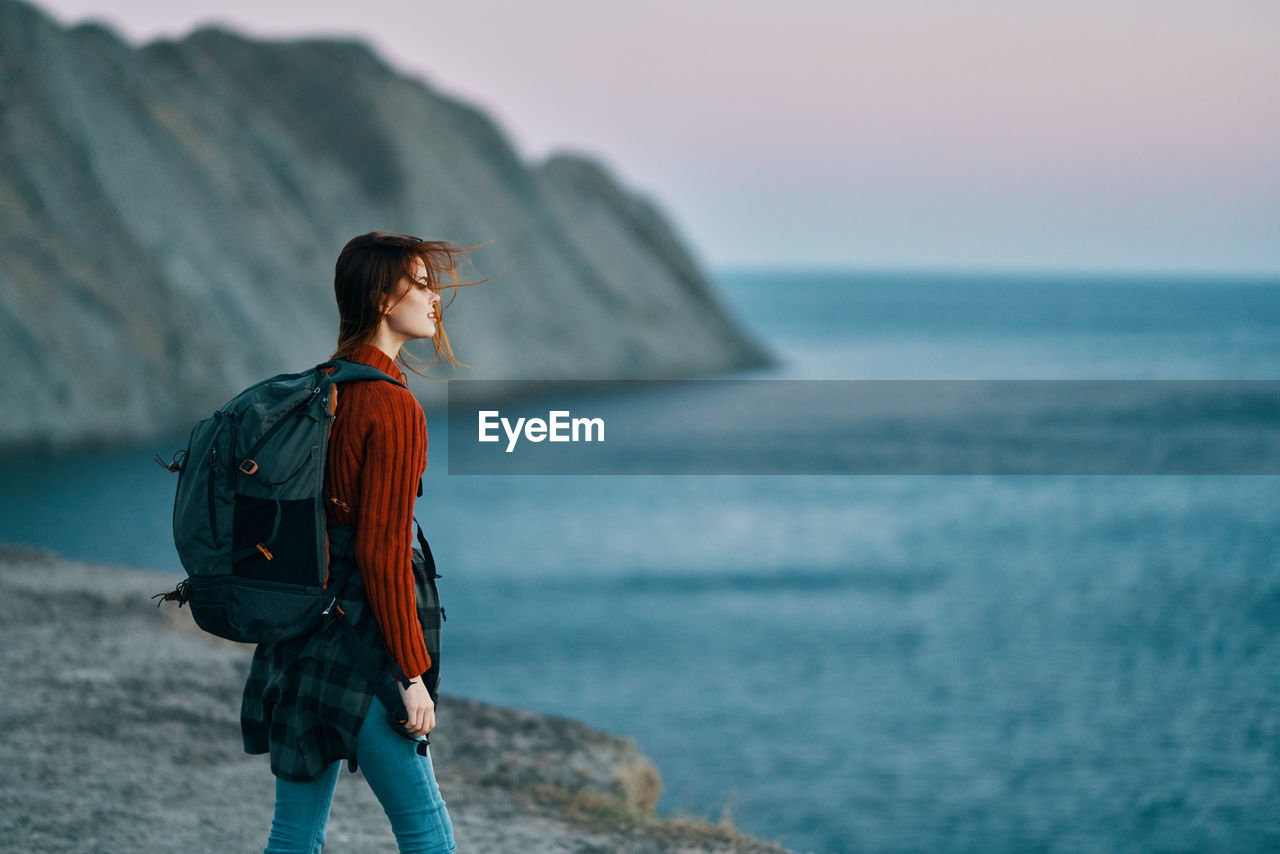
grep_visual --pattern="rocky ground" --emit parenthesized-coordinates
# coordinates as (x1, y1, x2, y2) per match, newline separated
(0, 544, 793, 853)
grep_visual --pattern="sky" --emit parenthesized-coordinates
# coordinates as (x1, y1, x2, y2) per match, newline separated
(34, 0, 1280, 274)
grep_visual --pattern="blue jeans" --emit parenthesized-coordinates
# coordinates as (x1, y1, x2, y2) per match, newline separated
(264, 693, 456, 853)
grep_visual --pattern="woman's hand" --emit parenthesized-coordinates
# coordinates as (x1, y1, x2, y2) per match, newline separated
(397, 677, 435, 737)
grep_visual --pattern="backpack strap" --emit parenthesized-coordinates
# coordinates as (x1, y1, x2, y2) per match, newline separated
(414, 518, 439, 580)
(318, 359, 408, 389)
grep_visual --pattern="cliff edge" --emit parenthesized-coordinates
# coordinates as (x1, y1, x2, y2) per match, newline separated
(0, 544, 794, 852)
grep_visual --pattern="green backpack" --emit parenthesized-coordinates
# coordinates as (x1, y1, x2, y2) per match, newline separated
(154, 359, 425, 646)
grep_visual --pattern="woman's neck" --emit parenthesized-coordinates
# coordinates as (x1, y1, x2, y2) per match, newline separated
(369, 329, 406, 364)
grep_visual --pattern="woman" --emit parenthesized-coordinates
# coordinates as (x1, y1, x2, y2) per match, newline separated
(241, 231, 478, 854)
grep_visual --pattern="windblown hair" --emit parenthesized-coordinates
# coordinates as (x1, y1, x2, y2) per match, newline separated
(331, 231, 491, 378)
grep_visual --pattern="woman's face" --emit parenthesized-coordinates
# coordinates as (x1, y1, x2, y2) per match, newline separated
(382, 257, 442, 342)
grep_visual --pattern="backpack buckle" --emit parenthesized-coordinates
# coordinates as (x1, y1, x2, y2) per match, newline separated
(238, 459, 259, 475)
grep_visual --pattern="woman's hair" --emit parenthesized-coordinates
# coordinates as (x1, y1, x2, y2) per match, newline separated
(331, 231, 491, 378)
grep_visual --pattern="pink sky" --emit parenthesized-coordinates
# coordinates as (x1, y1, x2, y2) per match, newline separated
(34, 0, 1280, 273)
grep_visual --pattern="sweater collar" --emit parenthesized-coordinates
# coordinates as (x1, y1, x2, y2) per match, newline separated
(343, 343, 407, 386)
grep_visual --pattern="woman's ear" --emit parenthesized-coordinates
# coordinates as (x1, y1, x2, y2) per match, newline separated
(379, 280, 406, 317)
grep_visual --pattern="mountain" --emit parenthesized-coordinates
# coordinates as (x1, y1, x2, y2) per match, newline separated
(0, 0, 770, 450)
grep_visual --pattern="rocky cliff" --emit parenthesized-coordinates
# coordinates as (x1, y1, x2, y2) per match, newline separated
(0, 0, 770, 450)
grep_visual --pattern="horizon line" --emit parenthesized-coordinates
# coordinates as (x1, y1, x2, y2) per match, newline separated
(709, 264, 1280, 281)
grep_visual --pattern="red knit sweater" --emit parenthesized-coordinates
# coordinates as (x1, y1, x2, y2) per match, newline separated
(322, 344, 431, 680)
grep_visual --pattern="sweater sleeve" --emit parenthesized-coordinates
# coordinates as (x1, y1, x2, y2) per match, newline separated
(355, 384, 431, 681)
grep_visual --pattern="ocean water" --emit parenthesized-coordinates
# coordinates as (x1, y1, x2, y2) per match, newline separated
(3, 269, 1279, 852)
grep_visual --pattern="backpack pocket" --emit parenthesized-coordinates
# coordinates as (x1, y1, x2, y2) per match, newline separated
(232, 495, 319, 585)
(230, 443, 323, 585)
(186, 575, 329, 644)
(173, 412, 237, 575)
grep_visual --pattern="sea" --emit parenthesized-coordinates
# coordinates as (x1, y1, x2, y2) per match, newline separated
(2, 269, 1279, 853)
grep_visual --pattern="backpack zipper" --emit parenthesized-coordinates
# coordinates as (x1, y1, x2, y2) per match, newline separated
(208, 444, 218, 539)
(226, 411, 238, 491)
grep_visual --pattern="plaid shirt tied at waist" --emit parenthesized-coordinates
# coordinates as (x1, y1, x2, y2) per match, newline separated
(240, 524, 398, 782)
